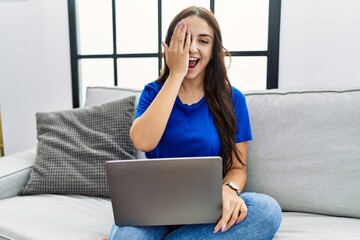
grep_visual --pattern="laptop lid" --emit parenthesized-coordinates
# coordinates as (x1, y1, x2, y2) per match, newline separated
(105, 156, 222, 227)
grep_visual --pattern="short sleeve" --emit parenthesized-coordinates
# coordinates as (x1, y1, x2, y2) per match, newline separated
(232, 87, 252, 142)
(135, 81, 162, 118)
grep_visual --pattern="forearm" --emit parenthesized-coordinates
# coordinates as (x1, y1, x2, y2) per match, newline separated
(223, 167, 247, 192)
(222, 142, 248, 193)
(130, 75, 183, 152)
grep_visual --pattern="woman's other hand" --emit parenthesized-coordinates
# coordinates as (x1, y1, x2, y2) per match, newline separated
(213, 186, 248, 233)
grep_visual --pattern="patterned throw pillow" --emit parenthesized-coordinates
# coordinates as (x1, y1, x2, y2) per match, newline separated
(20, 96, 136, 197)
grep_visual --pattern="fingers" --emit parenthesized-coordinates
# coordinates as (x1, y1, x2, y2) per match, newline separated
(214, 220, 223, 234)
(170, 19, 189, 50)
(214, 197, 232, 233)
(162, 41, 168, 54)
(214, 201, 239, 233)
(163, 19, 190, 78)
(226, 200, 242, 230)
(184, 28, 191, 51)
(237, 202, 248, 223)
(214, 197, 248, 233)
(225, 200, 248, 232)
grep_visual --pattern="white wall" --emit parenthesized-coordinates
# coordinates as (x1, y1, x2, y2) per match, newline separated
(1, 0, 359, 155)
(0, 0, 72, 155)
(279, 0, 360, 89)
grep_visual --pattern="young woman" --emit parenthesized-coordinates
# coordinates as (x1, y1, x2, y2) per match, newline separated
(106, 6, 282, 240)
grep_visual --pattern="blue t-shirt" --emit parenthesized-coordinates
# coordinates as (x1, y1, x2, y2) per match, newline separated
(135, 81, 252, 159)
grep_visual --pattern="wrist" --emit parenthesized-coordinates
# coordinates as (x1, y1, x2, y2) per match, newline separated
(168, 71, 186, 81)
(223, 185, 238, 196)
(223, 181, 241, 196)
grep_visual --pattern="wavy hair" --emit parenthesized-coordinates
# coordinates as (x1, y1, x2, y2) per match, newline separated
(157, 6, 245, 176)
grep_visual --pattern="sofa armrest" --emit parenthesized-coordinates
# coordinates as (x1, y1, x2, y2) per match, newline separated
(0, 149, 36, 200)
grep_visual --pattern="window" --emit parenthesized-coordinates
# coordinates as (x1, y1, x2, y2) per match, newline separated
(68, 0, 281, 107)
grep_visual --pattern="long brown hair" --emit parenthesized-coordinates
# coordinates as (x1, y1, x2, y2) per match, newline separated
(157, 6, 245, 176)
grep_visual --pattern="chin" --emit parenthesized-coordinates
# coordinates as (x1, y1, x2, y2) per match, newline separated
(185, 73, 198, 81)
(186, 69, 205, 80)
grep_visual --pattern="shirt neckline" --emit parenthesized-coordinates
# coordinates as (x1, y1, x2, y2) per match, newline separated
(176, 96, 206, 108)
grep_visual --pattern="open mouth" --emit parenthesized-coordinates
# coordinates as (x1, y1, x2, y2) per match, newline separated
(189, 57, 199, 69)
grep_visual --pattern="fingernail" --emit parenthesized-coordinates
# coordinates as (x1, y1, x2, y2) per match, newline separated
(221, 224, 226, 232)
(176, 19, 183, 27)
(235, 220, 241, 224)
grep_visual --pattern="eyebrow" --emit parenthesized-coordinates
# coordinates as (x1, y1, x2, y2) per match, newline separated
(198, 33, 212, 39)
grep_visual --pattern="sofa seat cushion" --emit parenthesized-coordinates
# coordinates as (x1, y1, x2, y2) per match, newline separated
(1, 196, 359, 240)
(0, 195, 113, 240)
(276, 212, 360, 239)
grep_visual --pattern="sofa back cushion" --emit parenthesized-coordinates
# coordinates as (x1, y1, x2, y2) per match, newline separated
(244, 89, 360, 218)
(21, 96, 136, 197)
(85, 87, 141, 108)
(85, 87, 146, 159)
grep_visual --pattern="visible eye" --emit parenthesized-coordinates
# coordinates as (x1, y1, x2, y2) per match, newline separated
(199, 39, 209, 44)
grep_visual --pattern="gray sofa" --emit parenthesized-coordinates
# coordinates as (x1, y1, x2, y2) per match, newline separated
(0, 86, 359, 240)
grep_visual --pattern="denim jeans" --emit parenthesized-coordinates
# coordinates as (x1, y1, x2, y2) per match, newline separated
(108, 192, 282, 240)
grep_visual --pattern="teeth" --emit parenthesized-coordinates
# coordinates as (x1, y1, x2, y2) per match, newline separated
(189, 57, 198, 61)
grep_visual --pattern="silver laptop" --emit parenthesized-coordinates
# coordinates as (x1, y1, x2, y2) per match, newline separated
(105, 156, 222, 227)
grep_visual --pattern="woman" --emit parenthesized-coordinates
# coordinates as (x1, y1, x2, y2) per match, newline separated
(107, 6, 282, 240)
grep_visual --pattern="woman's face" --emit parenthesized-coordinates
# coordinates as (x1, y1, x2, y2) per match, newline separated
(183, 15, 214, 81)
